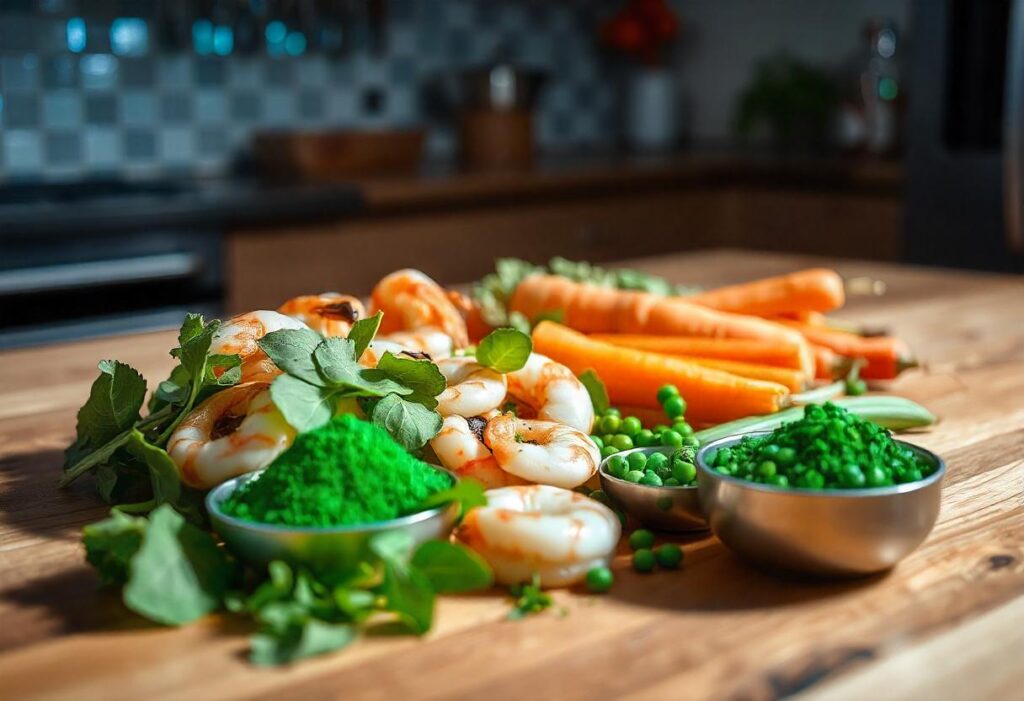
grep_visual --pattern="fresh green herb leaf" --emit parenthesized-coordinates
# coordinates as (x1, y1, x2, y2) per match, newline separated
(204, 354, 243, 387)
(175, 313, 218, 381)
(313, 338, 408, 396)
(251, 619, 357, 666)
(124, 430, 205, 526)
(122, 505, 231, 626)
(368, 529, 414, 565)
(258, 328, 326, 386)
(476, 328, 533, 373)
(507, 573, 553, 620)
(347, 311, 383, 358)
(71, 360, 147, 453)
(82, 510, 147, 586)
(374, 352, 446, 409)
(578, 369, 610, 415)
(421, 478, 487, 514)
(370, 394, 443, 451)
(269, 374, 337, 433)
(410, 541, 494, 593)
(380, 560, 435, 635)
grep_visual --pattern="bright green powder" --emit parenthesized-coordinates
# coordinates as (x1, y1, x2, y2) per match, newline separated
(221, 414, 452, 527)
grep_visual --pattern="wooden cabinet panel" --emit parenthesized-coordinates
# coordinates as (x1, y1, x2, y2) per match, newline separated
(227, 189, 726, 312)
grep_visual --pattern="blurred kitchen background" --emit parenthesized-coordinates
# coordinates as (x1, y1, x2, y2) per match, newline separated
(0, 0, 1020, 347)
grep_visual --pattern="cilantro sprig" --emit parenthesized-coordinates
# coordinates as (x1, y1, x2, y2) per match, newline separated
(61, 314, 241, 520)
(257, 317, 446, 451)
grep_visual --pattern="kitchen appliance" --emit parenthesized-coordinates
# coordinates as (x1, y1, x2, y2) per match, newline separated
(905, 0, 1023, 271)
(0, 179, 223, 349)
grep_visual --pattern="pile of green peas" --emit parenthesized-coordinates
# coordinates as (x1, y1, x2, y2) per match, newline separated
(591, 384, 700, 486)
(628, 529, 684, 573)
(589, 384, 700, 457)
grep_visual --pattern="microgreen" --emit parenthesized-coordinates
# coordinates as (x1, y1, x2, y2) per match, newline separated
(507, 573, 554, 620)
(476, 328, 533, 373)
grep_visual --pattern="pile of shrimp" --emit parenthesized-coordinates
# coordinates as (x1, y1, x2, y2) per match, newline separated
(167, 268, 616, 587)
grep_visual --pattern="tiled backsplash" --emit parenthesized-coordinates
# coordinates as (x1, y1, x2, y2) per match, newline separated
(0, 1, 617, 180)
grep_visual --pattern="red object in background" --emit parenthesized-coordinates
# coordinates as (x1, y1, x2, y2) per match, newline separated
(600, 0, 680, 66)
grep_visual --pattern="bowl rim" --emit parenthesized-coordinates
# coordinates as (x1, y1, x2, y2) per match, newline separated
(598, 445, 699, 491)
(205, 466, 459, 535)
(695, 431, 946, 497)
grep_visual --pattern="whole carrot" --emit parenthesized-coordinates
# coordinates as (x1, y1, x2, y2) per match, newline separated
(690, 268, 845, 316)
(780, 321, 916, 380)
(532, 321, 789, 424)
(511, 275, 815, 376)
(673, 356, 806, 392)
(589, 334, 806, 371)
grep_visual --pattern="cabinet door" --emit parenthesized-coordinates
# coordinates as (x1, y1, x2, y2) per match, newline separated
(226, 189, 725, 312)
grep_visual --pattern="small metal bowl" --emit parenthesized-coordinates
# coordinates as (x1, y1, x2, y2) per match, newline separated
(696, 433, 946, 577)
(206, 469, 460, 572)
(598, 446, 708, 532)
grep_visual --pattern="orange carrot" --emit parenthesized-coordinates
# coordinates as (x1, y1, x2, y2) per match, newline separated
(589, 334, 806, 371)
(811, 343, 848, 380)
(511, 275, 815, 376)
(532, 321, 789, 424)
(673, 357, 805, 392)
(690, 268, 845, 316)
(780, 321, 916, 380)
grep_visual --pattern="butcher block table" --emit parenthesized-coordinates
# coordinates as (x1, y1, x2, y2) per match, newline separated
(2, 249, 1023, 701)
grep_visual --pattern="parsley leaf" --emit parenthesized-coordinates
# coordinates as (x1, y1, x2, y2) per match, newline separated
(70, 359, 147, 455)
(251, 619, 357, 666)
(258, 328, 325, 386)
(370, 394, 443, 451)
(578, 369, 610, 415)
(476, 328, 533, 373)
(269, 374, 338, 433)
(410, 541, 493, 593)
(122, 505, 231, 626)
(83, 510, 147, 586)
(507, 573, 553, 620)
(374, 352, 446, 409)
(347, 310, 383, 358)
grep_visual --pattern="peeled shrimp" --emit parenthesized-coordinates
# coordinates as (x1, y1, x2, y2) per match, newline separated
(436, 357, 507, 418)
(277, 293, 365, 337)
(167, 382, 295, 489)
(506, 352, 594, 434)
(211, 310, 310, 383)
(430, 415, 525, 489)
(484, 413, 600, 489)
(370, 269, 469, 348)
(368, 329, 455, 362)
(458, 484, 620, 587)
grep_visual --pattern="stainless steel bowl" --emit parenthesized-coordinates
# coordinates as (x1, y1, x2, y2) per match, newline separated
(598, 446, 708, 532)
(696, 433, 945, 577)
(206, 470, 460, 571)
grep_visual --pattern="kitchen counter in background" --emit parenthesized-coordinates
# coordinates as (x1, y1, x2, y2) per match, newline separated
(226, 153, 905, 312)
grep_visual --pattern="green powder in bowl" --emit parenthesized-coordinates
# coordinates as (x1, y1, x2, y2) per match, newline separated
(220, 414, 452, 528)
(708, 402, 937, 489)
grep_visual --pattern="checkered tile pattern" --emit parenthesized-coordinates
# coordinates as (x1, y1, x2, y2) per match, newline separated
(0, 0, 618, 180)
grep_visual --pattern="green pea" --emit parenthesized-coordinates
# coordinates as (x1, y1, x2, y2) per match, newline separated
(682, 436, 700, 448)
(663, 395, 687, 419)
(633, 548, 656, 573)
(604, 407, 621, 417)
(640, 471, 663, 487)
(611, 434, 634, 451)
(672, 422, 694, 437)
(846, 378, 867, 396)
(865, 466, 888, 487)
(841, 464, 866, 488)
(624, 469, 645, 483)
(663, 477, 681, 486)
(589, 435, 604, 450)
(646, 452, 669, 471)
(760, 443, 780, 458)
(600, 445, 618, 459)
(904, 467, 923, 483)
(599, 414, 622, 434)
(601, 433, 616, 447)
(758, 460, 777, 479)
(672, 459, 696, 484)
(652, 424, 670, 435)
(656, 384, 679, 404)
(660, 430, 683, 448)
(589, 489, 611, 506)
(585, 566, 614, 593)
(635, 429, 657, 447)
(768, 474, 790, 488)
(800, 469, 824, 489)
(714, 448, 733, 466)
(628, 529, 655, 550)
(626, 451, 648, 471)
(776, 447, 797, 465)
(654, 544, 684, 569)
(620, 416, 643, 438)
(606, 454, 627, 477)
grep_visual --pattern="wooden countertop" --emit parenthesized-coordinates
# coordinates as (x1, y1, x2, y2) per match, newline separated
(1, 249, 1022, 701)
(352, 153, 904, 215)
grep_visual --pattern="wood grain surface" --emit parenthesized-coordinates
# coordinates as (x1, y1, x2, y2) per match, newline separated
(1, 250, 1022, 701)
